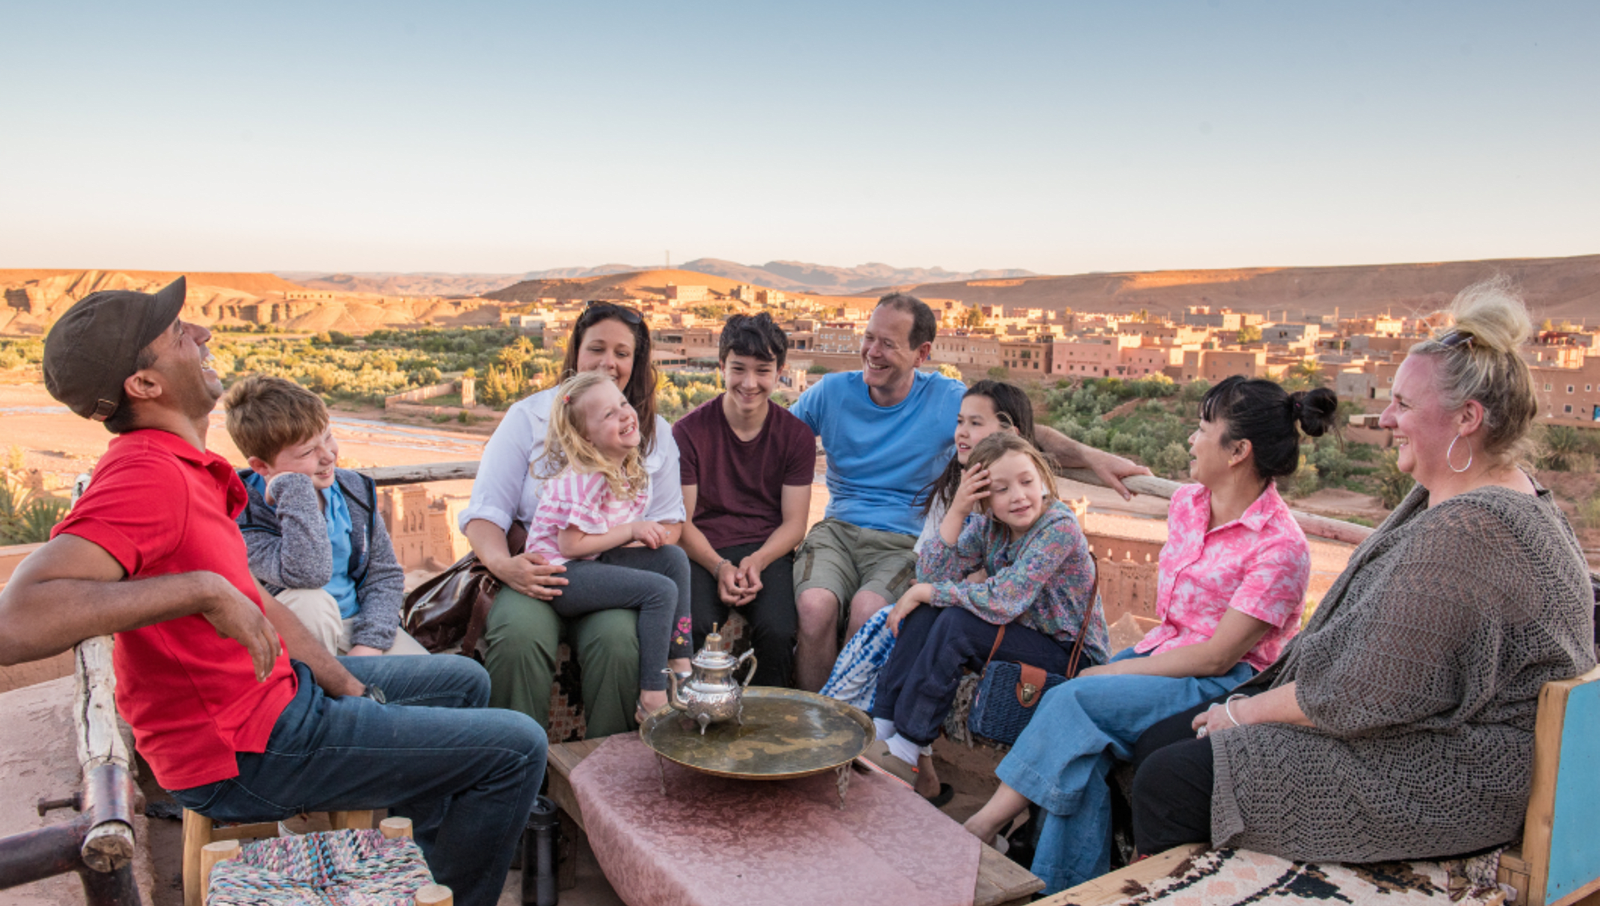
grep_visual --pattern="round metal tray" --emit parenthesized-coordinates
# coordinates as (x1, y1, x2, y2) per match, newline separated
(639, 686, 875, 781)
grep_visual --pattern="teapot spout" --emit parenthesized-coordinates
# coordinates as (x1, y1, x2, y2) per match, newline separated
(663, 668, 689, 712)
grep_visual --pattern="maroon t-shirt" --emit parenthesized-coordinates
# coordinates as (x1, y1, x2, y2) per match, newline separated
(673, 395, 816, 550)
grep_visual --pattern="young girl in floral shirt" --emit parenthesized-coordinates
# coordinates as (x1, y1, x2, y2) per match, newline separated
(963, 376, 1337, 895)
(871, 433, 1111, 779)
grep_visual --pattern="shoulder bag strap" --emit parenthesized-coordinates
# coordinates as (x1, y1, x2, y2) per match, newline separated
(982, 624, 1007, 669)
(1063, 554, 1099, 677)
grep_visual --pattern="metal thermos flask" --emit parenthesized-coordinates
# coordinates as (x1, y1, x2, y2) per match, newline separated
(522, 795, 559, 906)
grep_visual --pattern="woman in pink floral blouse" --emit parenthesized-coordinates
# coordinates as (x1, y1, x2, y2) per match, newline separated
(963, 376, 1338, 895)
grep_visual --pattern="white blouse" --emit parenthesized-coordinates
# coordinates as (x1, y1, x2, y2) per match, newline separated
(458, 386, 686, 533)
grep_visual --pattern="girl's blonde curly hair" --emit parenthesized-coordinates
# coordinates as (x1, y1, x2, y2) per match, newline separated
(536, 371, 650, 503)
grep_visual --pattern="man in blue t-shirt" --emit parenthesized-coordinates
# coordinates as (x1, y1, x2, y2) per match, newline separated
(789, 293, 1146, 691)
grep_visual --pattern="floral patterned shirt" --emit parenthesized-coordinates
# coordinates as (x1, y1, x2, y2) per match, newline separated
(1134, 482, 1309, 671)
(919, 500, 1111, 665)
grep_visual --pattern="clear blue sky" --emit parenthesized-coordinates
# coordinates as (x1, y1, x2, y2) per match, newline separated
(4, 1, 1597, 275)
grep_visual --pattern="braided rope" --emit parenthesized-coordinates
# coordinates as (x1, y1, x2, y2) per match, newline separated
(208, 829, 436, 906)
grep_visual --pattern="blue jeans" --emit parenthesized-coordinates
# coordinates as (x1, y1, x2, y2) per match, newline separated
(170, 657, 547, 906)
(995, 648, 1255, 895)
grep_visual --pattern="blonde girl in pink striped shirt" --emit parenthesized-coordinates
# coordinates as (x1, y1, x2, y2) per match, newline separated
(526, 371, 693, 719)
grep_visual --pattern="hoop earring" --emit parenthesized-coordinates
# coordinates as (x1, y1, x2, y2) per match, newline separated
(1446, 434, 1473, 474)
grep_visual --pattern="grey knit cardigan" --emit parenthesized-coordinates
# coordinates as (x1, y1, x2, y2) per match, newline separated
(236, 468, 407, 651)
(1211, 481, 1596, 861)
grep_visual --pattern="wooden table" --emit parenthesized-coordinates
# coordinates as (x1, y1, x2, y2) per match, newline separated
(547, 739, 1044, 906)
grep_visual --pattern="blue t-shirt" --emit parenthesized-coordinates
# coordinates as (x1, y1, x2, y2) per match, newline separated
(790, 370, 965, 536)
(242, 472, 359, 619)
(322, 483, 357, 619)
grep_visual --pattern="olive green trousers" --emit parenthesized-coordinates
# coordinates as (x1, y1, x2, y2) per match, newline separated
(480, 585, 640, 739)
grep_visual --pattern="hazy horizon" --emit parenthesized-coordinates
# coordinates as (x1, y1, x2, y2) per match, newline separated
(5, 1, 1598, 275)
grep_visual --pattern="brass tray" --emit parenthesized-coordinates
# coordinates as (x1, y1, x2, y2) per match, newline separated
(639, 686, 875, 782)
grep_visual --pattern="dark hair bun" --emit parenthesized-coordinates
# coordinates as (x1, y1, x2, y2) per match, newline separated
(1289, 388, 1339, 438)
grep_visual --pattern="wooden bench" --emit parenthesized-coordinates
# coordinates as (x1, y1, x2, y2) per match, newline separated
(545, 739, 1045, 906)
(1039, 665, 1600, 906)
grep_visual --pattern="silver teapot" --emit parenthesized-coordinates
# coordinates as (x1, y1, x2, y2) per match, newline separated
(664, 624, 758, 734)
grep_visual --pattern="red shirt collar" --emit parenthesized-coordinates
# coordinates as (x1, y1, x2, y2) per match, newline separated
(115, 429, 246, 515)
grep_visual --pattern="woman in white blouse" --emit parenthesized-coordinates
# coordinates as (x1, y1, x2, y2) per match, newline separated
(460, 302, 685, 737)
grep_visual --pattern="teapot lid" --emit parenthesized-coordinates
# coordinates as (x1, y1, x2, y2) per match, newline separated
(693, 623, 737, 668)
(703, 623, 730, 654)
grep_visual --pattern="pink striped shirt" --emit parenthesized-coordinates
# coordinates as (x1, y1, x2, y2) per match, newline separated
(1133, 482, 1309, 672)
(525, 469, 648, 565)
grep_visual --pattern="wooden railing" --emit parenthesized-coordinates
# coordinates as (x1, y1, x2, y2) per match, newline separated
(1054, 468, 1375, 546)
(354, 462, 1378, 547)
(0, 635, 141, 904)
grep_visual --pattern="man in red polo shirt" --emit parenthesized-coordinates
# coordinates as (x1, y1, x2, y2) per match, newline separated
(0, 278, 545, 906)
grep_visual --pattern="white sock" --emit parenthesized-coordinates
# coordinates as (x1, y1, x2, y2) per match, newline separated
(886, 733, 921, 766)
(873, 718, 897, 743)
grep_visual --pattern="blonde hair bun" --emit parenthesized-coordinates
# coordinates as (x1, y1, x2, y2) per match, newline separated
(1446, 275, 1533, 354)
(1411, 276, 1540, 466)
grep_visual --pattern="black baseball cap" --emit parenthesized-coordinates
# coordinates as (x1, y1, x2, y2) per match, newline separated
(43, 276, 187, 421)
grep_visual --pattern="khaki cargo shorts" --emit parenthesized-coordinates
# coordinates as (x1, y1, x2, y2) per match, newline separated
(793, 518, 918, 620)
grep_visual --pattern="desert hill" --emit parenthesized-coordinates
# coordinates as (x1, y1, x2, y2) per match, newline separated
(280, 260, 1039, 298)
(882, 254, 1600, 323)
(0, 269, 311, 335)
(280, 265, 647, 299)
(678, 259, 1037, 295)
(278, 271, 518, 298)
(481, 268, 873, 307)
(0, 269, 307, 297)
(0, 269, 505, 336)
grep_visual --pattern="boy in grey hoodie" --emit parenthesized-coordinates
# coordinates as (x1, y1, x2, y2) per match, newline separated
(224, 375, 425, 656)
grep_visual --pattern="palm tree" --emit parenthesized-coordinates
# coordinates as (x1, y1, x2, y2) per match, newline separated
(498, 336, 537, 378)
(1538, 426, 1584, 471)
(1287, 359, 1325, 388)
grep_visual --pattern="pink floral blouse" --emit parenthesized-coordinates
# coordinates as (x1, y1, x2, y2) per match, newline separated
(1133, 482, 1309, 671)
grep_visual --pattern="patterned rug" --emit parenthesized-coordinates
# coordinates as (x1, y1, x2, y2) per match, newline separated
(1067, 847, 1507, 906)
(207, 829, 436, 906)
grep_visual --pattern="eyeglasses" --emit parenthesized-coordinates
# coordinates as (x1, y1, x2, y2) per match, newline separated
(581, 300, 643, 326)
(1439, 330, 1475, 350)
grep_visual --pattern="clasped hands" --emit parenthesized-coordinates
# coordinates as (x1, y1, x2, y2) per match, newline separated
(716, 556, 765, 607)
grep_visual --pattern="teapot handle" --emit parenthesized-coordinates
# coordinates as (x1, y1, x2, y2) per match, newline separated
(737, 649, 759, 689)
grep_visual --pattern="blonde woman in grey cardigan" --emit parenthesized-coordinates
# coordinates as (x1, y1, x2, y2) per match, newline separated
(1129, 277, 1596, 864)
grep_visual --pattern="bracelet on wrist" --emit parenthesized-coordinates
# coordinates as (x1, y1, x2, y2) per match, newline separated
(713, 558, 730, 577)
(1223, 693, 1247, 728)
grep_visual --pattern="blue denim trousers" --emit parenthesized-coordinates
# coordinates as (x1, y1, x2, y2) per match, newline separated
(169, 656, 548, 906)
(995, 648, 1255, 895)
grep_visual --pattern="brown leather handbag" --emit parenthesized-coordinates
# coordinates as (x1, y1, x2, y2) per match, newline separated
(402, 523, 527, 658)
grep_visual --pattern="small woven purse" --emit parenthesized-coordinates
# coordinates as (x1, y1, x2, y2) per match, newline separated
(967, 565, 1097, 746)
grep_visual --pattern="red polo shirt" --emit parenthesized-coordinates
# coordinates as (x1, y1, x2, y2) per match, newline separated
(52, 429, 297, 790)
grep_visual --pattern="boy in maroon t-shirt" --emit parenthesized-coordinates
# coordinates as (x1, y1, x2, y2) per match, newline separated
(673, 313, 814, 686)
